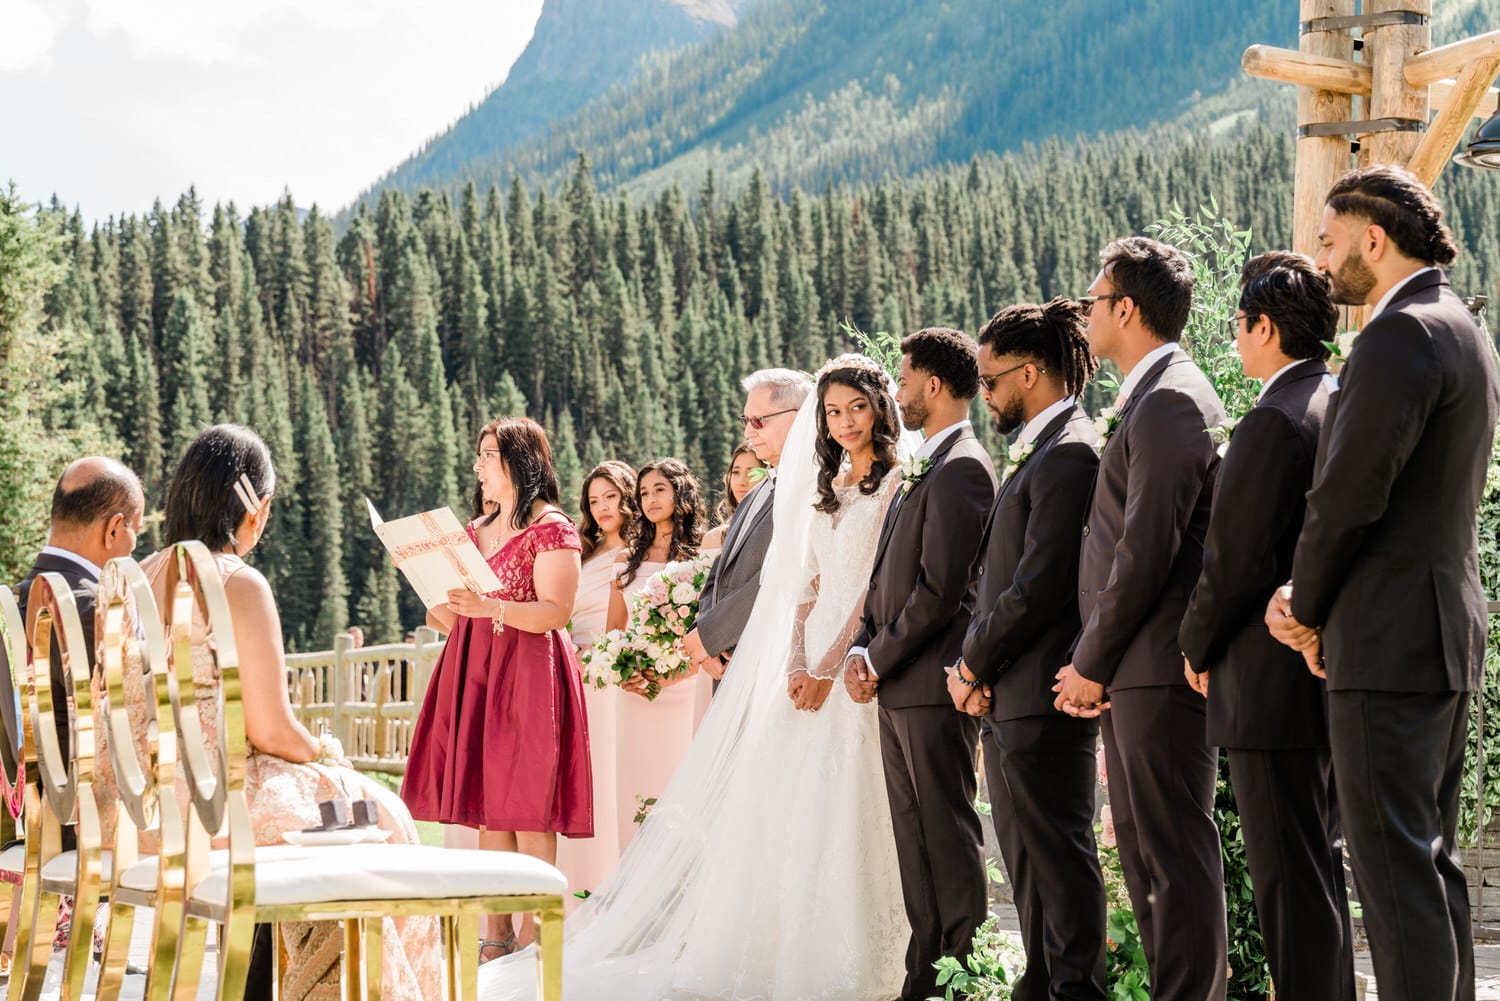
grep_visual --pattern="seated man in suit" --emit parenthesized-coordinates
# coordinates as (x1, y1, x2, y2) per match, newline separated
(683, 368, 813, 680)
(1269, 165, 1500, 1001)
(12, 456, 144, 849)
(1180, 252, 1353, 1001)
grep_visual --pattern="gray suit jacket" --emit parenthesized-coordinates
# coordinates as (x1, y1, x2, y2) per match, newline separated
(696, 477, 776, 657)
(1075, 351, 1225, 690)
(1291, 271, 1500, 692)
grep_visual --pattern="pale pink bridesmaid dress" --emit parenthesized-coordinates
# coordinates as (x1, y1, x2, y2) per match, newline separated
(553, 547, 623, 907)
(611, 560, 701, 851)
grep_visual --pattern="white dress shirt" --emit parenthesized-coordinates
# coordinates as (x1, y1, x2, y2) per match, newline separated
(40, 545, 102, 581)
(1017, 396, 1077, 447)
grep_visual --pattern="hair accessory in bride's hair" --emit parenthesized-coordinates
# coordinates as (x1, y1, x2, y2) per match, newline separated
(232, 472, 268, 517)
(813, 353, 889, 383)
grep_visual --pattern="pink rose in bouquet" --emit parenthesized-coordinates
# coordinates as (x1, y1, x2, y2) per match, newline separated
(605, 554, 714, 699)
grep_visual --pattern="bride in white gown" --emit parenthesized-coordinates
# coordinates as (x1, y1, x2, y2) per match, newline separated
(480, 355, 916, 1000)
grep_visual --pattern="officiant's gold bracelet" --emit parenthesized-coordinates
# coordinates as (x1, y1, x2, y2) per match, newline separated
(492, 600, 507, 634)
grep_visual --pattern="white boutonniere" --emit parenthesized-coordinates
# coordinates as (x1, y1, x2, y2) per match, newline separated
(1207, 416, 1240, 458)
(899, 456, 933, 493)
(1323, 329, 1359, 365)
(1001, 440, 1035, 482)
(1093, 406, 1121, 446)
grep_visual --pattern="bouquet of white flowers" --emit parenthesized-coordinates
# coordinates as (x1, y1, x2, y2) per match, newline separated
(579, 554, 714, 699)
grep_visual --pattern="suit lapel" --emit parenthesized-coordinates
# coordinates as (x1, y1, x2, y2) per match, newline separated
(1258, 359, 1328, 406)
(994, 405, 1078, 503)
(872, 426, 972, 571)
(723, 478, 775, 565)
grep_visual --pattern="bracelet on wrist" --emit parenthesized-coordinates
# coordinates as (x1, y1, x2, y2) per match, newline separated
(954, 661, 979, 688)
(492, 600, 507, 634)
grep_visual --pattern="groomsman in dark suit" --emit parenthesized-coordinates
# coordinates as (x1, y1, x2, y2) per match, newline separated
(842, 328, 996, 1001)
(952, 299, 1106, 1001)
(1267, 166, 1500, 1001)
(1179, 252, 1353, 1001)
(1055, 237, 1228, 1001)
(684, 368, 812, 680)
(12, 457, 144, 850)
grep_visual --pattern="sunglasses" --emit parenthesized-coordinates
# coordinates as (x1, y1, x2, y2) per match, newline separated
(1075, 293, 1125, 308)
(738, 408, 798, 430)
(979, 362, 1044, 393)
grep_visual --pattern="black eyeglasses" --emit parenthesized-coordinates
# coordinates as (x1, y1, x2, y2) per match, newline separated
(1075, 294, 1124, 308)
(979, 363, 1044, 393)
(1226, 312, 1251, 338)
(738, 408, 798, 430)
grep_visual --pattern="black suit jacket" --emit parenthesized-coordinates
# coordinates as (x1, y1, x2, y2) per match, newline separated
(1291, 271, 1500, 692)
(1076, 351, 1226, 690)
(1179, 360, 1331, 748)
(963, 405, 1099, 721)
(696, 477, 776, 657)
(855, 424, 997, 709)
(14, 551, 100, 764)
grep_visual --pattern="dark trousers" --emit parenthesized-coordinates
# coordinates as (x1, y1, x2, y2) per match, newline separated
(879, 704, 987, 1001)
(1328, 690, 1473, 1001)
(1226, 746, 1354, 1001)
(983, 714, 1106, 1001)
(1101, 686, 1226, 1001)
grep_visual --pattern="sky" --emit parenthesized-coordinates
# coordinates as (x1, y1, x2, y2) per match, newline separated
(0, 0, 546, 222)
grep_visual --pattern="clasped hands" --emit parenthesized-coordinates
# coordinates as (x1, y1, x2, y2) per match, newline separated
(682, 627, 730, 680)
(1052, 664, 1108, 718)
(945, 660, 991, 716)
(1264, 584, 1325, 678)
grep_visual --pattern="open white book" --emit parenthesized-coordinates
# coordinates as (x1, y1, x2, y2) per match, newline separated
(366, 499, 502, 609)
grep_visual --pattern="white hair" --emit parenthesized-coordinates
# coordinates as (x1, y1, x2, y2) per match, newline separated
(741, 368, 813, 410)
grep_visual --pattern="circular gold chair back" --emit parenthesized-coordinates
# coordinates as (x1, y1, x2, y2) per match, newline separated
(98, 556, 174, 833)
(0, 586, 31, 821)
(167, 541, 244, 837)
(26, 573, 92, 824)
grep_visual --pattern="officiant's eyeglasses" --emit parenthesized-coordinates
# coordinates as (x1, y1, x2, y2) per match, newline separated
(1074, 294, 1124, 308)
(738, 408, 798, 430)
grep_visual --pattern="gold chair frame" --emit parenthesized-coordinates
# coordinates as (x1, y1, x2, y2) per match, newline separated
(0, 587, 36, 999)
(166, 541, 564, 1001)
(19, 573, 106, 1001)
(93, 556, 185, 1001)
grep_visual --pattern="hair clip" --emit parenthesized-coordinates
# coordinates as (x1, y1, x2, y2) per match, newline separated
(233, 473, 267, 517)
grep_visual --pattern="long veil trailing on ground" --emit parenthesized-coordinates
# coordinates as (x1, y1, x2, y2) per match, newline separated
(480, 356, 916, 1000)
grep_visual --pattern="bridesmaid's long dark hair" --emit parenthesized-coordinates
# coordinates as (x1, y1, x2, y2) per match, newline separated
(476, 418, 562, 531)
(619, 458, 705, 586)
(813, 363, 900, 514)
(579, 460, 639, 560)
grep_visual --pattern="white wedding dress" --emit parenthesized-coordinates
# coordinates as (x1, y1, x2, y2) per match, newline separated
(479, 370, 910, 1001)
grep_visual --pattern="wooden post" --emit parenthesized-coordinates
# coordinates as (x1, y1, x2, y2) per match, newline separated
(1295, 0, 1358, 256)
(1360, 0, 1432, 167)
(1407, 57, 1500, 186)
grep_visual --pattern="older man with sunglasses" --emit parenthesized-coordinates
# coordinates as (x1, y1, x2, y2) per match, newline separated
(682, 368, 813, 681)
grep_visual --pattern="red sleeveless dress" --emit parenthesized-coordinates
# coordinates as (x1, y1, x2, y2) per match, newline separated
(401, 518, 593, 836)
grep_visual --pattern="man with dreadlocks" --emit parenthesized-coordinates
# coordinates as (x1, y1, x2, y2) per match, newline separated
(951, 298, 1108, 1001)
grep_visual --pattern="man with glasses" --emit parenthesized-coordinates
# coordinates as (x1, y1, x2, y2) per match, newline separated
(1180, 252, 1353, 1001)
(1055, 237, 1229, 1001)
(684, 368, 813, 681)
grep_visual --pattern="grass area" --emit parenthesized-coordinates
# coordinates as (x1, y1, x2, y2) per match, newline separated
(360, 769, 446, 847)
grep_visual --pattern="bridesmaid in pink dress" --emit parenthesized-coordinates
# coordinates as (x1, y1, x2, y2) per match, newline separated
(609, 458, 707, 850)
(401, 418, 592, 962)
(696, 443, 766, 727)
(554, 461, 637, 909)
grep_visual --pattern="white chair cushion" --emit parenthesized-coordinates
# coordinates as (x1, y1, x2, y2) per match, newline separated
(41, 849, 112, 884)
(117, 844, 319, 894)
(194, 845, 566, 908)
(0, 843, 24, 874)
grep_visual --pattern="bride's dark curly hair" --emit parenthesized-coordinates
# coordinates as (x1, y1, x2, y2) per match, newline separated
(618, 457, 706, 586)
(814, 362, 901, 514)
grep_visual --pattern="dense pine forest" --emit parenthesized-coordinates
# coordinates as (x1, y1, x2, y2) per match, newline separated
(5, 124, 1499, 647)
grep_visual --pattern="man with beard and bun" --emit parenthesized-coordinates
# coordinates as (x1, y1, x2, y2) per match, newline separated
(843, 327, 996, 1001)
(1180, 252, 1354, 1001)
(1056, 237, 1228, 1001)
(1267, 166, 1500, 1001)
(952, 299, 1107, 1001)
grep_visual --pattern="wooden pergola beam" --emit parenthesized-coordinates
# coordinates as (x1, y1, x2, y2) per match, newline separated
(1408, 57, 1500, 186)
(1430, 78, 1499, 120)
(1243, 44, 1371, 94)
(1405, 30, 1500, 88)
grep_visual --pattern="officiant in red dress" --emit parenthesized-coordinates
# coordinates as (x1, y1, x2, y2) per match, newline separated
(401, 417, 593, 961)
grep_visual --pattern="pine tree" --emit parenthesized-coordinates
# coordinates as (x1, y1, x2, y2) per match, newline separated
(159, 290, 214, 457)
(295, 369, 348, 646)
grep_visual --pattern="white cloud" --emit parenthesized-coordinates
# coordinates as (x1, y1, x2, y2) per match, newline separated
(0, 0, 67, 72)
(0, 0, 545, 219)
